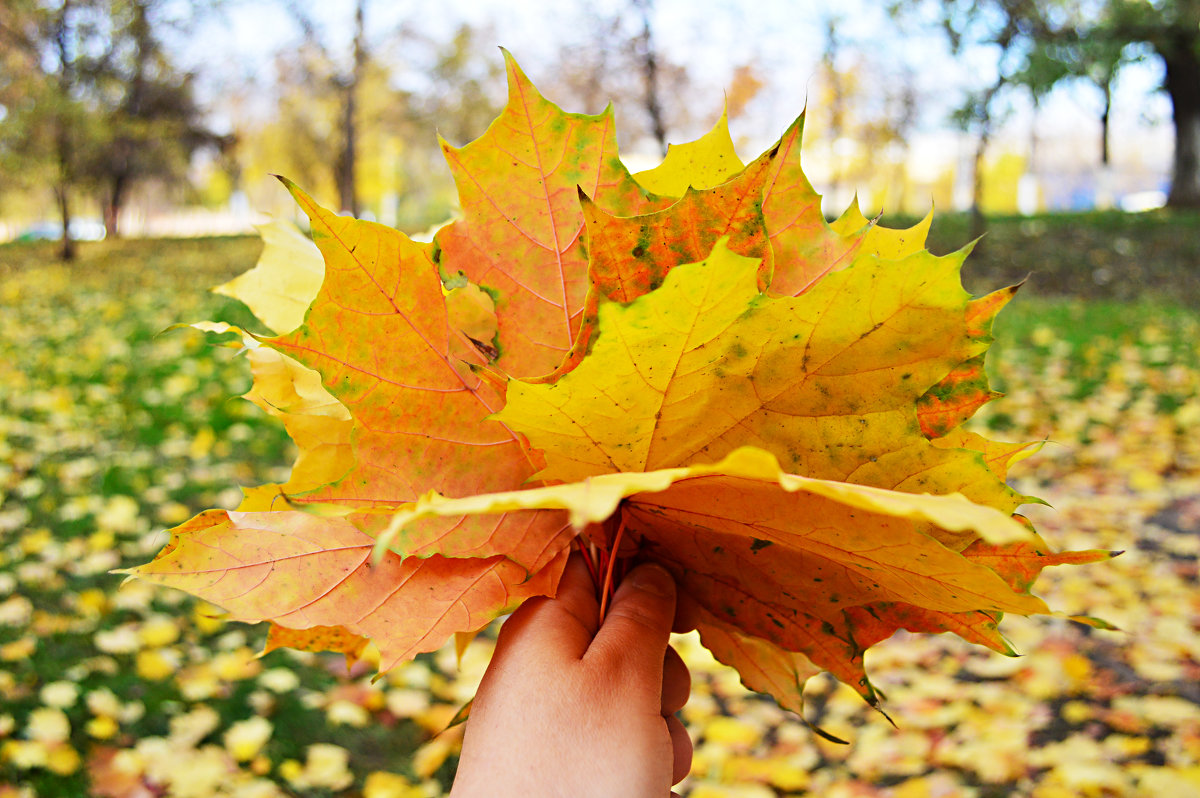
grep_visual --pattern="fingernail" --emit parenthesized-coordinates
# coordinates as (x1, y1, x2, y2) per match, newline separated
(629, 563, 673, 598)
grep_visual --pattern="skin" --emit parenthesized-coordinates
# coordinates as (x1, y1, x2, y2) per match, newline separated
(450, 554, 694, 798)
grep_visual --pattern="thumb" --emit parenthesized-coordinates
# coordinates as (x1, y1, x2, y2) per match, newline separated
(587, 562, 676, 683)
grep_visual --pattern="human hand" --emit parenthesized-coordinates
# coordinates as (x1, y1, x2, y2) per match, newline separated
(449, 553, 693, 798)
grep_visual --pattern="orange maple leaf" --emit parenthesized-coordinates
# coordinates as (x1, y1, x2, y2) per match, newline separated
(433, 50, 668, 379)
(133, 509, 566, 669)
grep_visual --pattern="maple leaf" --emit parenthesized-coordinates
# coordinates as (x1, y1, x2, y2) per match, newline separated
(371, 247, 1052, 698)
(127, 178, 575, 660)
(500, 239, 1017, 518)
(214, 217, 324, 335)
(128, 509, 567, 669)
(266, 181, 572, 566)
(546, 113, 942, 383)
(238, 344, 355, 504)
(180, 323, 367, 655)
(756, 114, 935, 297)
(632, 106, 747, 195)
(432, 49, 668, 378)
(128, 53, 1112, 725)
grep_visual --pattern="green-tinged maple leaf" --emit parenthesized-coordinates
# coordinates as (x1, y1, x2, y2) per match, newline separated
(500, 239, 1019, 519)
(931, 427, 1042, 484)
(632, 106, 746, 195)
(433, 49, 668, 379)
(128, 53, 1112, 726)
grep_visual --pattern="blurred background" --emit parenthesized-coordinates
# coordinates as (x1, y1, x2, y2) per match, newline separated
(1, 2, 1198, 797)
(2, 0, 1198, 247)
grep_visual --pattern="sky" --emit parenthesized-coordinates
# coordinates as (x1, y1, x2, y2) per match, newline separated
(183, 0, 1174, 212)
(189, 0, 945, 133)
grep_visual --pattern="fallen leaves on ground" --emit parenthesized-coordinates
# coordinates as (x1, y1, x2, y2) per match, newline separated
(3, 98, 1198, 798)
(0, 237, 1196, 795)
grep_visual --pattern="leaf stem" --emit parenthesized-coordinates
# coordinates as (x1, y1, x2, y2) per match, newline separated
(597, 517, 627, 622)
(576, 540, 600, 590)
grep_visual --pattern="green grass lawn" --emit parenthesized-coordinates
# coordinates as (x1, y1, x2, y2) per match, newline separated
(908, 207, 1200, 306)
(1, 237, 444, 797)
(1, 222, 1198, 797)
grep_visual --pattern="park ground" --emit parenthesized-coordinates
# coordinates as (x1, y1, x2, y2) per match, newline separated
(0, 210, 1198, 797)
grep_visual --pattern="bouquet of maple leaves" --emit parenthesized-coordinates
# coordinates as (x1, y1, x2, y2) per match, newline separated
(127, 54, 1113, 724)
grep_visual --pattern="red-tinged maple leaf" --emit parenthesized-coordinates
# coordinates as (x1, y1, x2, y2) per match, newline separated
(917, 285, 1020, 439)
(268, 180, 572, 569)
(627, 110, 867, 297)
(180, 325, 368, 653)
(264, 623, 369, 667)
(126, 509, 568, 669)
(368, 240, 1106, 709)
(371, 443, 1045, 705)
(547, 114, 937, 383)
(961, 534, 1118, 595)
(433, 50, 669, 379)
(918, 354, 1003, 439)
(582, 150, 775, 303)
(545, 158, 776, 380)
(126, 177, 574, 662)
(128, 54, 1113, 727)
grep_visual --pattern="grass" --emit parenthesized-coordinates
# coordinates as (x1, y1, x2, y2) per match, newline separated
(1, 218, 1198, 797)
(1, 237, 445, 797)
(901, 208, 1200, 306)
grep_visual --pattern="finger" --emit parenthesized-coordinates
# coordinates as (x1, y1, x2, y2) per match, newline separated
(661, 645, 691, 716)
(588, 562, 676, 683)
(667, 713, 692, 785)
(672, 588, 701, 634)
(494, 552, 599, 662)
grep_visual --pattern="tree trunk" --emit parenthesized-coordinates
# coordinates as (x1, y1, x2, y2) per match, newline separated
(56, 184, 75, 262)
(337, 0, 366, 217)
(632, 0, 667, 156)
(1161, 33, 1200, 208)
(970, 127, 989, 242)
(338, 91, 357, 216)
(1100, 79, 1111, 166)
(969, 82, 1001, 243)
(104, 172, 128, 238)
(104, 0, 148, 239)
(53, 0, 77, 261)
